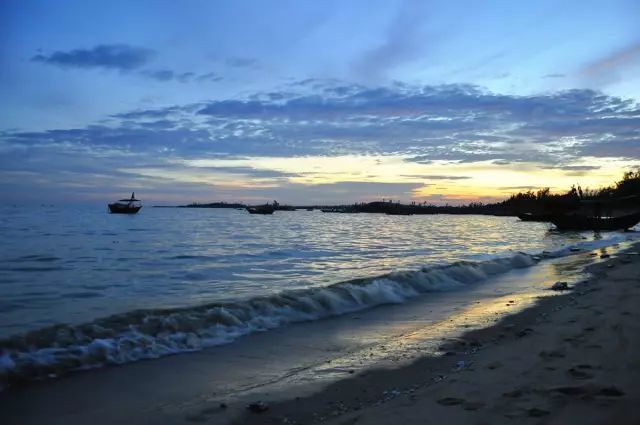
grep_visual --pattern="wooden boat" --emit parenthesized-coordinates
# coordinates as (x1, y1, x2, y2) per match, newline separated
(517, 213, 554, 222)
(108, 192, 142, 214)
(550, 212, 640, 231)
(246, 205, 275, 215)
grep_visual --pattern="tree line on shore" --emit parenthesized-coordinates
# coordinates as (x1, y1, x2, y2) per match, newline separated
(178, 171, 640, 216)
(331, 170, 640, 216)
(490, 170, 640, 216)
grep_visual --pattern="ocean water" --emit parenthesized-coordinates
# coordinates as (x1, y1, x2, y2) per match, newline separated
(0, 205, 636, 387)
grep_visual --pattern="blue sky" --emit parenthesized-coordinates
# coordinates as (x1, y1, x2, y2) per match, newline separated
(1, 0, 639, 204)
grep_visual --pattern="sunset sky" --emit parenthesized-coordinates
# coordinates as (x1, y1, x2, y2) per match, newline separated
(1, 0, 639, 205)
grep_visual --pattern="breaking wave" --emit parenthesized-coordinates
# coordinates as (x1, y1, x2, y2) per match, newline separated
(0, 252, 538, 389)
(4, 228, 639, 391)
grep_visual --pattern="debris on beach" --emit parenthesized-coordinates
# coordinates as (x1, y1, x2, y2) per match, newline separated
(527, 407, 550, 417)
(599, 386, 625, 397)
(437, 397, 465, 406)
(550, 281, 569, 291)
(247, 401, 269, 413)
(516, 328, 534, 337)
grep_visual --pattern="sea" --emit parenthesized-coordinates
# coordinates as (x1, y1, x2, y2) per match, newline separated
(0, 205, 638, 389)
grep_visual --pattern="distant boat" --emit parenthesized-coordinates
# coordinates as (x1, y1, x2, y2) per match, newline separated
(246, 205, 275, 215)
(108, 192, 142, 214)
(385, 210, 414, 216)
(517, 212, 554, 222)
(550, 212, 640, 231)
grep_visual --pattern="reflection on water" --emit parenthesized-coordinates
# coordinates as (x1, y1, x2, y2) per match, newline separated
(0, 206, 630, 335)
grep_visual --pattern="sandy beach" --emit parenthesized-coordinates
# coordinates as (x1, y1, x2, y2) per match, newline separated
(1, 242, 639, 425)
(236, 244, 640, 425)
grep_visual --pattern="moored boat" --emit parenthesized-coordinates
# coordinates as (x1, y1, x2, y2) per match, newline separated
(517, 212, 554, 222)
(549, 211, 640, 231)
(246, 205, 275, 215)
(108, 193, 142, 214)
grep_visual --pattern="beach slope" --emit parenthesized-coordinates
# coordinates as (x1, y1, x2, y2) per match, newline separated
(240, 249, 640, 424)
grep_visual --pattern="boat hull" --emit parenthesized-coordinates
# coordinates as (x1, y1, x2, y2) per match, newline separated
(550, 212, 640, 231)
(246, 206, 275, 215)
(517, 213, 554, 222)
(108, 204, 142, 214)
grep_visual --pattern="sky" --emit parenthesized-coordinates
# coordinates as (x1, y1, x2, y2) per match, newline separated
(1, 0, 639, 205)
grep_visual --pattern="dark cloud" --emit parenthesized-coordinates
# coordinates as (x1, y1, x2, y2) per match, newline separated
(541, 165, 601, 171)
(195, 72, 223, 83)
(32, 44, 154, 71)
(140, 69, 222, 84)
(186, 166, 301, 179)
(140, 69, 222, 83)
(498, 186, 541, 191)
(110, 106, 182, 120)
(539, 164, 604, 177)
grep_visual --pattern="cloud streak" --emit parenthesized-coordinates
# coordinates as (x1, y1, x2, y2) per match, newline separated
(579, 41, 640, 85)
(32, 44, 154, 71)
(6, 82, 640, 165)
(140, 70, 222, 83)
(353, 0, 428, 81)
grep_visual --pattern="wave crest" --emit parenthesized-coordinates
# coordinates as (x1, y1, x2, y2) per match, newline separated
(0, 253, 537, 388)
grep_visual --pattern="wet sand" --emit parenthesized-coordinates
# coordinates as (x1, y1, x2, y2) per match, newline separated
(239, 245, 640, 424)
(1, 243, 638, 424)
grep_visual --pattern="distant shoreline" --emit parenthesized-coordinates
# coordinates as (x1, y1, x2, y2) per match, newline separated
(153, 201, 517, 216)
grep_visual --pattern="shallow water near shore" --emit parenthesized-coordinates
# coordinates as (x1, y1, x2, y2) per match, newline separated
(1, 242, 635, 425)
(0, 205, 638, 388)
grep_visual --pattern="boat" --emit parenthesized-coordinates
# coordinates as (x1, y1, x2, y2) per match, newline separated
(246, 204, 275, 215)
(385, 210, 414, 216)
(517, 212, 554, 222)
(108, 193, 142, 214)
(549, 211, 640, 231)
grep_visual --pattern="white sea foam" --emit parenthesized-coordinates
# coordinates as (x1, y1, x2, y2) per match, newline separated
(1, 233, 637, 389)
